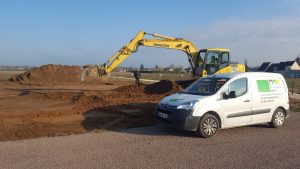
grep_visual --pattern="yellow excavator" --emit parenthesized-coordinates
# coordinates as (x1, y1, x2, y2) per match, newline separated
(97, 31, 245, 78)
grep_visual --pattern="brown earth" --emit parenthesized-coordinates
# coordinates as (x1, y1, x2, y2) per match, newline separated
(8, 64, 106, 85)
(0, 68, 183, 141)
(114, 80, 182, 94)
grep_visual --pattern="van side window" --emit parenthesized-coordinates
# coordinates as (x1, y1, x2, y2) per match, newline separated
(223, 78, 247, 98)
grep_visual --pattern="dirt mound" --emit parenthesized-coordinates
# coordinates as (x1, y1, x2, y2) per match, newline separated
(20, 90, 81, 100)
(145, 80, 182, 94)
(72, 93, 109, 106)
(9, 64, 107, 84)
(175, 79, 196, 89)
(9, 64, 82, 83)
(114, 84, 145, 93)
(114, 80, 182, 95)
(72, 80, 182, 111)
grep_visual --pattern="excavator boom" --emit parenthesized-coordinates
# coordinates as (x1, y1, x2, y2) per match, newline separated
(100, 31, 145, 74)
(96, 31, 245, 78)
(99, 31, 202, 75)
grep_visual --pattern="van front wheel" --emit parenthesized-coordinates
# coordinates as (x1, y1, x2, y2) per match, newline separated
(197, 114, 219, 138)
(269, 108, 285, 128)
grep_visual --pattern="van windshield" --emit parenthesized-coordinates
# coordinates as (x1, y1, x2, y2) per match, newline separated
(183, 78, 229, 96)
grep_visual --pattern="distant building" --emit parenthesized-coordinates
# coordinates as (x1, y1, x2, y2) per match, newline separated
(257, 59, 300, 78)
(163, 67, 174, 72)
(257, 62, 272, 72)
(184, 67, 191, 73)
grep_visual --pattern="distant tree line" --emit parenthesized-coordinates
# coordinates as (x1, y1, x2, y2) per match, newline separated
(114, 64, 187, 74)
(0, 66, 33, 71)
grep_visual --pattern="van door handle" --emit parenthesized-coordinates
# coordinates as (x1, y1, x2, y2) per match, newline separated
(244, 99, 250, 102)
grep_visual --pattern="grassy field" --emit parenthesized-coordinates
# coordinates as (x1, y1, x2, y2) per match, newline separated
(286, 78, 300, 94)
(290, 98, 300, 112)
(110, 72, 193, 81)
(0, 70, 25, 81)
(111, 72, 300, 92)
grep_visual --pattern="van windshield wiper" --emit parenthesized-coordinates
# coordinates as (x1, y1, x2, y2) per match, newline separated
(181, 91, 210, 96)
(180, 91, 195, 95)
(196, 92, 211, 96)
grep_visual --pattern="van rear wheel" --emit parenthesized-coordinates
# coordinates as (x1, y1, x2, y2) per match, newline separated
(269, 108, 285, 128)
(197, 114, 219, 138)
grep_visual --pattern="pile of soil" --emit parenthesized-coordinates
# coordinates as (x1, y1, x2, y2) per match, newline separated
(114, 80, 183, 95)
(9, 64, 105, 84)
(175, 79, 196, 89)
(9, 64, 82, 83)
(145, 80, 182, 94)
(20, 90, 81, 100)
(70, 80, 182, 112)
(114, 84, 145, 93)
(72, 93, 109, 106)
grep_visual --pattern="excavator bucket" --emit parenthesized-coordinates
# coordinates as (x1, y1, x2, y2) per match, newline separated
(81, 65, 101, 82)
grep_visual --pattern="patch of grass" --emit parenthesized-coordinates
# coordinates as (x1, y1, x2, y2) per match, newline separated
(110, 72, 192, 81)
(286, 78, 300, 94)
(290, 97, 300, 112)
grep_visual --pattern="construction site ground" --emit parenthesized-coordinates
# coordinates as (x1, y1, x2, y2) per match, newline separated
(0, 66, 185, 141)
(0, 80, 159, 141)
(0, 67, 299, 142)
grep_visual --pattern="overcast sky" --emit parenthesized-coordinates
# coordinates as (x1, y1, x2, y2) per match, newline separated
(1, 0, 300, 67)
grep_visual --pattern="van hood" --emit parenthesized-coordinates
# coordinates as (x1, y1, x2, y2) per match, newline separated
(159, 93, 206, 107)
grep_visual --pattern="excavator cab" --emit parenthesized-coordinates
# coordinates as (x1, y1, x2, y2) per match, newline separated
(197, 48, 230, 77)
(196, 48, 245, 77)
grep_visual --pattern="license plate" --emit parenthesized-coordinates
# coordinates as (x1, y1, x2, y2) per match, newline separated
(158, 112, 168, 119)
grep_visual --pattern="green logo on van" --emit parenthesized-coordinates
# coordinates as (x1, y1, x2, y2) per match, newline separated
(257, 80, 280, 92)
(257, 80, 270, 92)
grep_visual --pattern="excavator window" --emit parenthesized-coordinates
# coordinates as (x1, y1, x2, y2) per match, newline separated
(206, 52, 220, 64)
(221, 52, 229, 64)
(205, 52, 219, 74)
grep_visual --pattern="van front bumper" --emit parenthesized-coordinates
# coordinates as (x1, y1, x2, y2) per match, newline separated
(156, 105, 201, 131)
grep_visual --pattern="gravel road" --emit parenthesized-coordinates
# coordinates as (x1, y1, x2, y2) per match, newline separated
(0, 113, 299, 169)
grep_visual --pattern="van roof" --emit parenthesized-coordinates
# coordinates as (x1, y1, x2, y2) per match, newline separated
(206, 73, 238, 79)
(205, 72, 283, 79)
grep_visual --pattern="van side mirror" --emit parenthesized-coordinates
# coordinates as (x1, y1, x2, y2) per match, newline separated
(222, 91, 236, 100)
(222, 92, 228, 100)
(228, 91, 236, 98)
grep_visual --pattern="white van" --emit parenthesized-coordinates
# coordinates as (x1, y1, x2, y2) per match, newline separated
(156, 72, 290, 138)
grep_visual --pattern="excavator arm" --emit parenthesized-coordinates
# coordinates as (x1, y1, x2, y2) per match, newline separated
(98, 31, 202, 75)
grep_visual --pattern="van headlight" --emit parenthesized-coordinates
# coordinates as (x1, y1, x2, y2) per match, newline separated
(176, 101, 198, 110)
